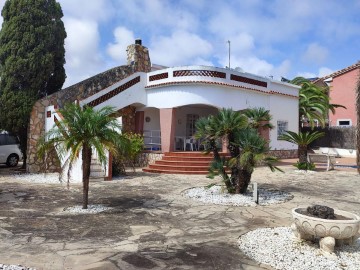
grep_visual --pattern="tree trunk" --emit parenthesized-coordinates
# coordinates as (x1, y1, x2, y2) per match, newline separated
(210, 139, 232, 191)
(82, 145, 92, 209)
(298, 145, 308, 164)
(19, 125, 28, 170)
(235, 169, 252, 194)
(228, 134, 240, 192)
(356, 75, 360, 174)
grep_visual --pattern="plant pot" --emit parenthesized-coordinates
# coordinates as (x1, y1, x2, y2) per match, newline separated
(291, 207, 360, 258)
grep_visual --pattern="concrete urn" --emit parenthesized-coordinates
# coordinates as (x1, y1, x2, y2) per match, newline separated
(291, 207, 360, 258)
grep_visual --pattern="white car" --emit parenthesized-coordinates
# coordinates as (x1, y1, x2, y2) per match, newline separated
(0, 132, 23, 167)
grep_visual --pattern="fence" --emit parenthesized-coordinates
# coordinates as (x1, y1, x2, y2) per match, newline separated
(302, 126, 356, 149)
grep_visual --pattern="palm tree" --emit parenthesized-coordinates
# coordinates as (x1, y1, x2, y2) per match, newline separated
(195, 115, 231, 190)
(231, 128, 281, 193)
(244, 107, 274, 130)
(291, 77, 345, 129)
(196, 108, 280, 194)
(279, 130, 325, 164)
(37, 103, 126, 209)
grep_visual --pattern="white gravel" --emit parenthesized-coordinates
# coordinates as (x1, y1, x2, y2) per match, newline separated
(0, 264, 35, 270)
(183, 185, 293, 206)
(62, 204, 113, 214)
(12, 173, 61, 184)
(238, 227, 360, 270)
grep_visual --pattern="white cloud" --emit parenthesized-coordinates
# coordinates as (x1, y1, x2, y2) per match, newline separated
(226, 56, 273, 76)
(107, 27, 135, 63)
(58, 0, 114, 22)
(297, 66, 333, 79)
(118, 0, 199, 32)
(318, 67, 333, 77)
(302, 43, 329, 64)
(150, 31, 213, 66)
(296, 72, 317, 79)
(63, 18, 105, 87)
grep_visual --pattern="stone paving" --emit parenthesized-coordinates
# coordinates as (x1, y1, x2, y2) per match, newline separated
(0, 161, 359, 270)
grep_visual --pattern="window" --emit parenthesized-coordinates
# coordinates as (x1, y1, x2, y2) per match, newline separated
(337, 119, 351, 126)
(0, 134, 19, 146)
(277, 121, 288, 139)
(186, 114, 199, 137)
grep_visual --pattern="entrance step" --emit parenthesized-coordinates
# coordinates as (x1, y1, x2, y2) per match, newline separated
(142, 151, 230, 174)
(90, 158, 105, 181)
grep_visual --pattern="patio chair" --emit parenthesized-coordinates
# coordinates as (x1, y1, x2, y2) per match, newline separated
(185, 137, 198, 151)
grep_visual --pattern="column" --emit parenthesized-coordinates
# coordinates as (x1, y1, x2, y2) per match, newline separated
(135, 111, 144, 134)
(258, 121, 270, 146)
(160, 108, 176, 153)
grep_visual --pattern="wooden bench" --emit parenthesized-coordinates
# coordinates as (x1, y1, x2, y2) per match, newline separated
(307, 153, 336, 171)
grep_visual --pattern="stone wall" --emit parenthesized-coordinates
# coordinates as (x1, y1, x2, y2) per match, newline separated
(270, 149, 298, 159)
(136, 152, 163, 167)
(27, 41, 151, 173)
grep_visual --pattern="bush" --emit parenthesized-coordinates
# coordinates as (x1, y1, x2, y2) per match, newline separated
(293, 161, 316, 171)
(112, 132, 144, 175)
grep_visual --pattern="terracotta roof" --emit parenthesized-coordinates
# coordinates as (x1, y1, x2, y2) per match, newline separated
(314, 62, 360, 83)
(145, 80, 298, 99)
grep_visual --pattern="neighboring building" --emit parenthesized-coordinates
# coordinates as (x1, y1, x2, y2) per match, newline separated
(27, 40, 300, 177)
(314, 62, 360, 127)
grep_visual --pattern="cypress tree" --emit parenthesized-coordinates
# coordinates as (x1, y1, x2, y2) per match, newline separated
(0, 0, 66, 166)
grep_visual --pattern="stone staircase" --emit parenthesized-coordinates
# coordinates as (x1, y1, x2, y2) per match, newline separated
(90, 158, 106, 181)
(142, 152, 231, 174)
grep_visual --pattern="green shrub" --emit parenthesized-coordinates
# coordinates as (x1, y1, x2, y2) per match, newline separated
(124, 133, 144, 171)
(112, 132, 144, 175)
(293, 161, 316, 171)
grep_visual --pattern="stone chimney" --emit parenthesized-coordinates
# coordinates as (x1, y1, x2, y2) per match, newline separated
(126, 39, 151, 73)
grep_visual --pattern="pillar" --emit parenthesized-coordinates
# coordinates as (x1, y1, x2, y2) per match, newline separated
(135, 111, 144, 134)
(160, 108, 176, 153)
(258, 121, 270, 146)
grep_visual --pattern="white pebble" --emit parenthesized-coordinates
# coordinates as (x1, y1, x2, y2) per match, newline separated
(238, 227, 360, 270)
(63, 204, 113, 214)
(183, 185, 292, 206)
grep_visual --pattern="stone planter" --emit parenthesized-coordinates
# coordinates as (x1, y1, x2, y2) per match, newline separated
(291, 207, 360, 258)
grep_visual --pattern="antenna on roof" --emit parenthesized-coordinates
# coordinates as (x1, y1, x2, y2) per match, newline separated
(227, 40, 231, 69)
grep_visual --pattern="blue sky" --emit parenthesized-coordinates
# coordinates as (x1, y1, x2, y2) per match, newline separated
(1, 0, 360, 88)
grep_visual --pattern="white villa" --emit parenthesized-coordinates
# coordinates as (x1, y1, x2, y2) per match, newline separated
(28, 40, 299, 179)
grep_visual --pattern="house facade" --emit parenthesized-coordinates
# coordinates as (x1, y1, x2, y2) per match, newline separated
(27, 40, 300, 177)
(315, 62, 360, 127)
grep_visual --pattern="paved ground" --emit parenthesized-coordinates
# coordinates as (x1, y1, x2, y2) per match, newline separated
(0, 159, 359, 270)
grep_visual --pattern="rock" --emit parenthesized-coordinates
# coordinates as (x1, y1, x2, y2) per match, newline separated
(307, 205, 336, 219)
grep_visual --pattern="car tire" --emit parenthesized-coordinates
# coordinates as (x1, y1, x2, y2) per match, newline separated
(6, 154, 19, 167)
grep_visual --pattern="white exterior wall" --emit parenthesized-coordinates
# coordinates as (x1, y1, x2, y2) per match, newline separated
(269, 95, 299, 150)
(45, 105, 83, 183)
(143, 108, 160, 131)
(147, 84, 269, 110)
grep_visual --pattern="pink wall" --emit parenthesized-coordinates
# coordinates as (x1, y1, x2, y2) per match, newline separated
(329, 68, 359, 126)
